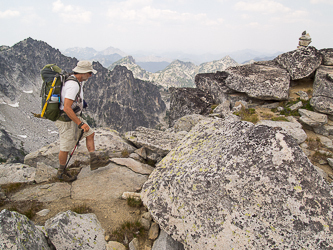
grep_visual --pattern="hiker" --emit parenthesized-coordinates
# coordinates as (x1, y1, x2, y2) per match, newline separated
(55, 60, 109, 182)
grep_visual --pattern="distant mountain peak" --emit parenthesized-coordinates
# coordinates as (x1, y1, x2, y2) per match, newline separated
(109, 55, 238, 88)
(98, 47, 127, 57)
(61, 46, 127, 67)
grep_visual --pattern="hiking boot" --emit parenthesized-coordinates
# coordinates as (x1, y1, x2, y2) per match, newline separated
(57, 167, 77, 182)
(90, 151, 110, 171)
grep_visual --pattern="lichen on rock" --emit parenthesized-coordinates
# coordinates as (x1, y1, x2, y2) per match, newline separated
(141, 119, 333, 249)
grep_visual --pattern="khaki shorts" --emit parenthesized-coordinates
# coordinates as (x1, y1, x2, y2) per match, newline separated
(55, 117, 94, 152)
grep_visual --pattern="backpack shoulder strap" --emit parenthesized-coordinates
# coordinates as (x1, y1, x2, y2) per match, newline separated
(65, 75, 80, 84)
(65, 75, 81, 97)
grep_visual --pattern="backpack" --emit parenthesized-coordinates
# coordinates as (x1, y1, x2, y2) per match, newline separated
(33, 64, 80, 121)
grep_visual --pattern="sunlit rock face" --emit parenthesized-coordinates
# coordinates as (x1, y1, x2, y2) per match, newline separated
(142, 119, 333, 250)
(274, 46, 322, 80)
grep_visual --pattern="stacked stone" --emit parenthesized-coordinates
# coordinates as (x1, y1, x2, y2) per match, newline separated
(298, 30, 312, 48)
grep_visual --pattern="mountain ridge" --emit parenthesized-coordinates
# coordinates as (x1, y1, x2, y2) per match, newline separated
(62, 46, 283, 69)
(109, 55, 239, 88)
(0, 38, 166, 161)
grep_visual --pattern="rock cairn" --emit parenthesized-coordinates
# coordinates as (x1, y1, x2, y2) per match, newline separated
(298, 30, 312, 48)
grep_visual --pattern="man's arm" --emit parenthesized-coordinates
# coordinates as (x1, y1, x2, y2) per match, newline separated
(63, 98, 89, 132)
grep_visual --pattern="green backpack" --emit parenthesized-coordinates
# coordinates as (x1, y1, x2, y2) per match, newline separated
(34, 64, 80, 121)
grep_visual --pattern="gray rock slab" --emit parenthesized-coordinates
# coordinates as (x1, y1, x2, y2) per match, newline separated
(35, 162, 58, 183)
(72, 163, 148, 200)
(327, 158, 333, 169)
(24, 128, 136, 168)
(289, 101, 303, 111)
(125, 127, 186, 157)
(296, 90, 309, 101)
(152, 230, 185, 250)
(225, 63, 290, 100)
(111, 158, 154, 175)
(168, 87, 214, 127)
(139, 217, 151, 231)
(106, 241, 126, 250)
(11, 182, 71, 202)
(135, 147, 147, 159)
(260, 102, 281, 109)
(24, 141, 60, 169)
(0, 163, 36, 185)
(316, 135, 333, 150)
(171, 114, 211, 133)
(129, 152, 144, 162)
(274, 46, 322, 80)
(311, 65, 333, 115)
(36, 209, 51, 217)
(148, 222, 160, 240)
(257, 119, 307, 144)
(195, 71, 236, 104)
(299, 108, 328, 128)
(313, 124, 333, 136)
(142, 119, 333, 249)
(45, 210, 106, 250)
(212, 100, 231, 115)
(311, 96, 333, 116)
(0, 209, 51, 250)
(129, 238, 139, 250)
(320, 48, 333, 66)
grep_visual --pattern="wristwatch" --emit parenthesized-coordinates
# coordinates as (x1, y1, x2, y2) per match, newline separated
(78, 122, 85, 129)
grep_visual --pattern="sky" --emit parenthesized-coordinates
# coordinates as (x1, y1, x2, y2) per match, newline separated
(0, 0, 332, 56)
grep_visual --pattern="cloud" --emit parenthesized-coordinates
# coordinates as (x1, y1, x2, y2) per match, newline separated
(0, 10, 20, 19)
(270, 10, 309, 23)
(310, 0, 333, 4)
(107, 1, 223, 27)
(234, 1, 309, 25)
(234, 0, 290, 13)
(52, 0, 92, 24)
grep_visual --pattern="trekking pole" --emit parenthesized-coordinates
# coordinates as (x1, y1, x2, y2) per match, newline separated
(64, 129, 84, 169)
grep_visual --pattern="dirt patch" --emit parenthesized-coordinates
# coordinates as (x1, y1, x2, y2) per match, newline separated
(289, 77, 314, 100)
(0, 183, 148, 248)
(31, 197, 144, 232)
(0, 200, 43, 219)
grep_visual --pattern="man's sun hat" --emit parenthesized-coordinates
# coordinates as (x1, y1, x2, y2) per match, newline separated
(73, 60, 97, 74)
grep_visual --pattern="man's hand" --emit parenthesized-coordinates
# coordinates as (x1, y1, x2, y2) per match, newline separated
(63, 98, 89, 132)
(81, 123, 90, 132)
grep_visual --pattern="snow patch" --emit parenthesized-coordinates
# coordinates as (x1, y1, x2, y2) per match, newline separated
(8, 102, 19, 108)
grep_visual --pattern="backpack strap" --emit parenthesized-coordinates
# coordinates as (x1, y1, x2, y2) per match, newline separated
(58, 75, 83, 122)
(65, 75, 81, 101)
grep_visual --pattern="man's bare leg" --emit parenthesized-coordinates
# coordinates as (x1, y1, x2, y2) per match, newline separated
(87, 132, 110, 170)
(86, 133, 95, 152)
(59, 151, 69, 165)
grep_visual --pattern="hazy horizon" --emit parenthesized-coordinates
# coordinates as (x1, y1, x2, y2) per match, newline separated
(1, 0, 332, 56)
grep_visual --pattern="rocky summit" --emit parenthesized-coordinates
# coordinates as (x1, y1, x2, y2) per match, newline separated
(141, 118, 333, 249)
(1, 37, 333, 250)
